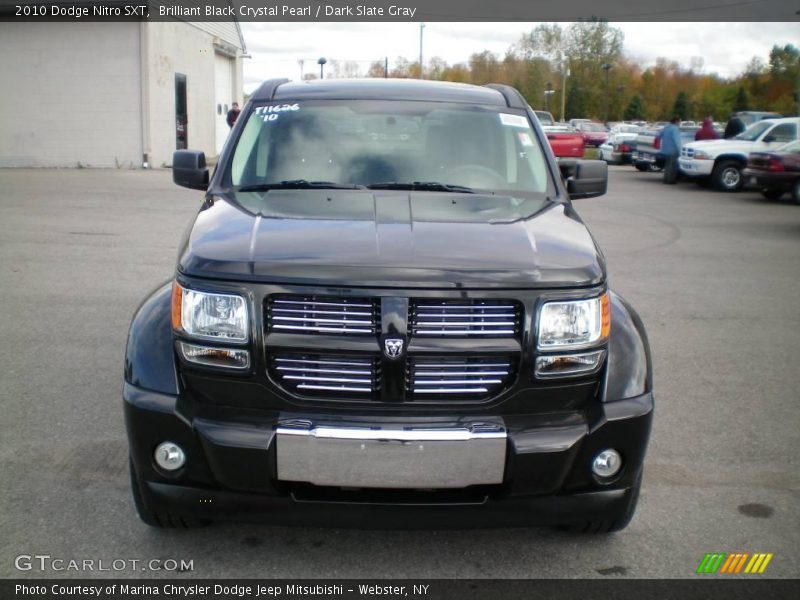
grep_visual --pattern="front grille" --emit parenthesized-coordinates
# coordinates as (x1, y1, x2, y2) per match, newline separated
(269, 354, 380, 397)
(407, 356, 515, 401)
(681, 147, 694, 158)
(410, 300, 521, 338)
(267, 295, 379, 335)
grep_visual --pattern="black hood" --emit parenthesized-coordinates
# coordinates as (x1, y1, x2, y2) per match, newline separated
(177, 191, 605, 289)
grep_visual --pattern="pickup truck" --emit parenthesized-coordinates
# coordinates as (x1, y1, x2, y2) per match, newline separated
(599, 125, 641, 164)
(679, 117, 800, 191)
(124, 78, 653, 532)
(543, 126, 586, 158)
(533, 110, 586, 158)
(631, 126, 699, 172)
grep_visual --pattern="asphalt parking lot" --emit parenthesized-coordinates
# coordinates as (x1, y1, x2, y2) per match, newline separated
(0, 166, 798, 579)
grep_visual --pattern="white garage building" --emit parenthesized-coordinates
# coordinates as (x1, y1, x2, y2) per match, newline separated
(0, 19, 246, 168)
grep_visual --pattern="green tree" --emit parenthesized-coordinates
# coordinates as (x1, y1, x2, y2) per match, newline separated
(733, 86, 750, 111)
(624, 94, 646, 120)
(768, 44, 800, 78)
(565, 84, 588, 120)
(672, 91, 691, 119)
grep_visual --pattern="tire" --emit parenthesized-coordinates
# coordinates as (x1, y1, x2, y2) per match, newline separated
(634, 164, 648, 172)
(129, 458, 211, 528)
(712, 160, 744, 192)
(792, 180, 800, 205)
(557, 469, 642, 534)
(761, 189, 784, 201)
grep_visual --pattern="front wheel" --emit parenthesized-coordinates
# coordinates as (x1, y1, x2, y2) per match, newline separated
(712, 160, 744, 192)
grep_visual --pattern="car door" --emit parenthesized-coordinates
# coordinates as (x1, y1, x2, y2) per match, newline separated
(762, 123, 798, 150)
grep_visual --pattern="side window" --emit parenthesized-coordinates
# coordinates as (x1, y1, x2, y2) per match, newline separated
(768, 123, 797, 143)
(231, 115, 267, 185)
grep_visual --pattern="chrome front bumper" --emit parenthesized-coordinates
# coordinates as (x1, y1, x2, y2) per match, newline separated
(276, 419, 507, 489)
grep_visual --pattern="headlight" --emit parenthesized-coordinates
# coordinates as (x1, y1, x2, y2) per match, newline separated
(172, 283, 248, 342)
(537, 294, 610, 350)
(694, 150, 710, 159)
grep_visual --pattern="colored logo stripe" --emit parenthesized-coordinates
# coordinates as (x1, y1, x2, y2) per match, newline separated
(719, 553, 749, 573)
(744, 553, 773, 574)
(696, 552, 773, 574)
(697, 553, 726, 574)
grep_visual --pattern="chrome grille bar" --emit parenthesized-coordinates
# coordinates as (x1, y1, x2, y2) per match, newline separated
(409, 357, 514, 399)
(268, 295, 379, 335)
(270, 353, 379, 397)
(411, 300, 521, 338)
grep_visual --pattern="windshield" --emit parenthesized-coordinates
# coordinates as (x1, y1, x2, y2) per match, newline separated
(229, 100, 551, 195)
(734, 121, 771, 142)
(578, 123, 606, 132)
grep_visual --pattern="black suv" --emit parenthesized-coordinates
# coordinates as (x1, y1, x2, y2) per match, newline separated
(124, 79, 653, 532)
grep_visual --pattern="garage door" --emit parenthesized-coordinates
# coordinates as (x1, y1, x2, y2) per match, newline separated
(214, 53, 234, 155)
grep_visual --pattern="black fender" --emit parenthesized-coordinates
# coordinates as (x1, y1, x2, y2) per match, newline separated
(124, 280, 178, 395)
(603, 291, 652, 401)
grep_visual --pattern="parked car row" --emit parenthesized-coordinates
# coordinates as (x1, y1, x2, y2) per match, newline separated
(534, 111, 799, 202)
(679, 117, 800, 192)
(627, 117, 800, 203)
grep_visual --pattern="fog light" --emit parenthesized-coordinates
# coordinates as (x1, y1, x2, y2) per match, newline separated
(592, 449, 622, 479)
(154, 442, 186, 472)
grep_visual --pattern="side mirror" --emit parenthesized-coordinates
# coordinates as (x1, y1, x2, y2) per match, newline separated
(173, 150, 209, 190)
(564, 159, 608, 199)
(762, 134, 775, 143)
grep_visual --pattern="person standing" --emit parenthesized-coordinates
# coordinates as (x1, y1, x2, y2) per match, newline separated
(695, 117, 720, 141)
(724, 116, 745, 139)
(661, 116, 682, 184)
(226, 102, 240, 129)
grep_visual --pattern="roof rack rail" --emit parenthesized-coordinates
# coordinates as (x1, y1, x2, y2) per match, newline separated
(484, 84, 526, 109)
(252, 78, 290, 101)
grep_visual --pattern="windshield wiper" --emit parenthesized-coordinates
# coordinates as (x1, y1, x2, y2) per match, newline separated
(238, 180, 365, 192)
(367, 181, 476, 193)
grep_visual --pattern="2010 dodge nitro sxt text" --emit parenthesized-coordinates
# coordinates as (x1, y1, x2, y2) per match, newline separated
(124, 79, 653, 532)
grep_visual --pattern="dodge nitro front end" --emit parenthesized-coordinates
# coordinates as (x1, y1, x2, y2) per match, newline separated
(124, 79, 653, 532)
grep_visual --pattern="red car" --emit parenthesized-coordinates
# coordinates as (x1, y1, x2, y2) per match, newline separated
(743, 140, 800, 203)
(575, 122, 609, 147)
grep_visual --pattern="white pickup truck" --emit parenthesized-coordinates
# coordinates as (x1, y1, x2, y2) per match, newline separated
(679, 117, 800, 192)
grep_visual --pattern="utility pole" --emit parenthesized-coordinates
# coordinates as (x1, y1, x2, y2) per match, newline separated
(561, 60, 570, 122)
(419, 23, 425, 79)
(602, 63, 612, 124)
(384, 56, 389, 78)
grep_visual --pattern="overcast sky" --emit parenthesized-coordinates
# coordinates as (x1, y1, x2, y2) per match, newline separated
(239, 22, 797, 92)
